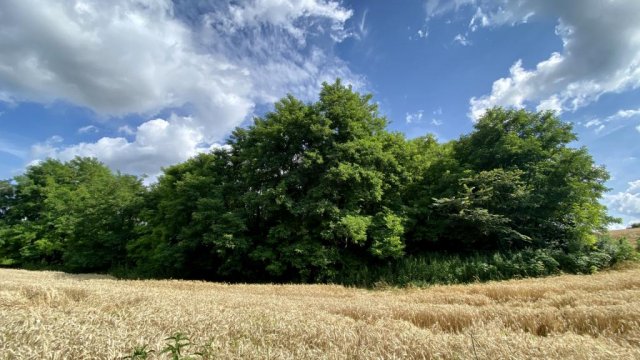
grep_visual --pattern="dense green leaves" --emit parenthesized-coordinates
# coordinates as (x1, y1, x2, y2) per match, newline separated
(0, 82, 622, 283)
(0, 158, 144, 271)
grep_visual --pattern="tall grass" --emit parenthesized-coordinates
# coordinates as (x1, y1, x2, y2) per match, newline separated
(334, 237, 638, 287)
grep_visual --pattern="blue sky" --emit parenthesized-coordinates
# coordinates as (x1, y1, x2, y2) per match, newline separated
(1, 0, 639, 228)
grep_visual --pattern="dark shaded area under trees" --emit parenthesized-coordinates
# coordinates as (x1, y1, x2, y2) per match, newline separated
(0, 81, 635, 286)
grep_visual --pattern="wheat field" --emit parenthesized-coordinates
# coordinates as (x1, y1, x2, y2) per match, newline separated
(610, 227, 640, 242)
(1, 267, 640, 359)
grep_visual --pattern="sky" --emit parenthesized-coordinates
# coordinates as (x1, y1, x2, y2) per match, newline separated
(0, 0, 639, 228)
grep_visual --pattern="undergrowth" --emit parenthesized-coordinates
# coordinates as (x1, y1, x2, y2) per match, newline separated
(333, 236, 638, 288)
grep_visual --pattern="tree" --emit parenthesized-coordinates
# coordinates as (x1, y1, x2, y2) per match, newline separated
(450, 108, 612, 250)
(232, 81, 412, 281)
(133, 81, 413, 282)
(127, 150, 250, 279)
(0, 158, 144, 272)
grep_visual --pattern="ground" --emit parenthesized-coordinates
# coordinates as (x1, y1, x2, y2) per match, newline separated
(1, 266, 639, 359)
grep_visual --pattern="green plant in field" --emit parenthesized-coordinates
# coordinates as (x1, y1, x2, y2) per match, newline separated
(161, 332, 193, 360)
(123, 333, 218, 359)
(123, 344, 154, 359)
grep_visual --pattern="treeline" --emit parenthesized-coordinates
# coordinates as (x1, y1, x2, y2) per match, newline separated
(0, 81, 635, 285)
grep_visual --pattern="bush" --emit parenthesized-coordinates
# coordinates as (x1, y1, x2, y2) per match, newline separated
(333, 239, 638, 288)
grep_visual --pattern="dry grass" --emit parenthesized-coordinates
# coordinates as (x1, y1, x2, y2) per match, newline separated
(610, 227, 640, 241)
(1, 267, 640, 359)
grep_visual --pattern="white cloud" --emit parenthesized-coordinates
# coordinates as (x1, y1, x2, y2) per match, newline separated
(536, 95, 562, 113)
(118, 125, 135, 136)
(636, 125, 640, 133)
(425, 0, 475, 19)
(1, 0, 359, 177)
(605, 180, 640, 219)
(77, 125, 99, 134)
(417, 29, 428, 39)
(428, 0, 640, 120)
(405, 110, 424, 124)
(453, 33, 470, 46)
(357, 9, 368, 39)
(431, 118, 443, 126)
(583, 107, 640, 133)
(32, 116, 212, 180)
(584, 119, 601, 129)
(607, 108, 640, 122)
(227, 0, 352, 42)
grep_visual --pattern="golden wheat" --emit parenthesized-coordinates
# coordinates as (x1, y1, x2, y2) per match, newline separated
(1, 267, 640, 359)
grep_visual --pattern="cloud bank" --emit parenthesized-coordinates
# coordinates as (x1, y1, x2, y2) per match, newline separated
(0, 0, 358, 178)
(427, 0, 640, 120)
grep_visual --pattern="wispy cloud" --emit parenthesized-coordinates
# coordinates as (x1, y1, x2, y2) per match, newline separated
(78, 125, 99, 134)
(0, 138, 26, 159)
(584, 107, 640, 134)
(453, 33, 471, 46)
(358, 8, 369, 39)
(405, 110, 424, 124)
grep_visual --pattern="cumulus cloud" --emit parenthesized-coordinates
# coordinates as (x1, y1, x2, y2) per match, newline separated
(0, 0, 251, 130)
(605, 180, 640, 224)
(426, 0, 640, 120)
(0, 0, 360, 177)
(118, 125, 136, 136)
(32, 116, 215, 180)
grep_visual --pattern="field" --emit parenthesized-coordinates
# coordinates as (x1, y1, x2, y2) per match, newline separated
(610, 227, 640, 241)
(1, 267, 640, 359)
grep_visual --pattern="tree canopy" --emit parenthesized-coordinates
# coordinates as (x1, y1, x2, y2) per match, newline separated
(0, 81, 620, 283)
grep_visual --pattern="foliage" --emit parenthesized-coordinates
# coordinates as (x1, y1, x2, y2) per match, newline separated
(334, 237, 636, 288)
(123, 333, 213, 360)
(123, 344, 154, 360)
(161, 333, 193, 360)
(0, 81, 627, 284)
(0, 158, 144, 272)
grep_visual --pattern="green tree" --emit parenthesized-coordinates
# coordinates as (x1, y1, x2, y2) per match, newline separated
(233, 81, 412, 281)
(0, 158, 144, 271)
(451, 108, 613, 250)
(127, 150, 250, 279)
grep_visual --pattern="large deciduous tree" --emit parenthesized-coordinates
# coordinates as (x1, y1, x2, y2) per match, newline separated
(0, 158, 144, 272)
(421, 108, 613, 252)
